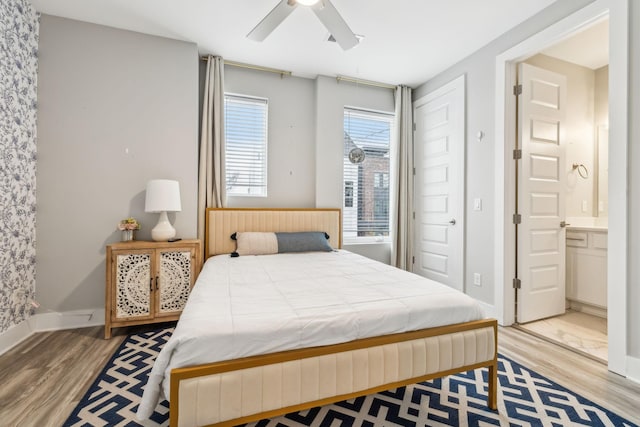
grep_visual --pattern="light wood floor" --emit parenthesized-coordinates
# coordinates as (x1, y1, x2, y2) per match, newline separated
(1, 325, 639, 426)
(0, 325, 133, 427)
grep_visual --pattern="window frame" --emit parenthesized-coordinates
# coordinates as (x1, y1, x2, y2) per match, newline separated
(342, 106, 394, 244)
(224, 92, 269, 198)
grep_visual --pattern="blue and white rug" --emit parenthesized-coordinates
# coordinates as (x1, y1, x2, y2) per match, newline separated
(64, 327, 638, 427)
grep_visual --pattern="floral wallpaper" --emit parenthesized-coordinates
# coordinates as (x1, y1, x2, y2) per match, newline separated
(0, 0, 38, 334)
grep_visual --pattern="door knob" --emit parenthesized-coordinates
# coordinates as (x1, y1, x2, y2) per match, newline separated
(449, 219, 456, 225)
(560, 221, 570, 228)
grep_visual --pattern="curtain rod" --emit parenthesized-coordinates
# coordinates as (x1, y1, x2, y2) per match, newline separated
(200, 56, 395, 88)
(200, 56, 292, 77)
(336, 75, 396, 90)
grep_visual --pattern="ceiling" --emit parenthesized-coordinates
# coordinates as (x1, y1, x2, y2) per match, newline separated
(541, 18, 609, 69)
(29, 0, 558, 87)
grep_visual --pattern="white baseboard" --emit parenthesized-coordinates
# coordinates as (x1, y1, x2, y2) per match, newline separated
(29, 308, 105, 332)
(0, 308, 105, 356)
(567, 300, 607, 319)
(626, 355, 640, 384)
(0, 320, 34, 357)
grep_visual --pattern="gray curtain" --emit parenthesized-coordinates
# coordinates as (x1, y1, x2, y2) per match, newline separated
(391, 85, 414, 270)
(198, 55, 226, 244)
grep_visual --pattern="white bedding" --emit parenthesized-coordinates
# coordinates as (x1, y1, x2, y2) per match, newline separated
(137, 250, 485, 419)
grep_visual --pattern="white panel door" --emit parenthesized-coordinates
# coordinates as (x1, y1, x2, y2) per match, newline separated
(413, 76, 465, 291)
(517, 63, 567, 323)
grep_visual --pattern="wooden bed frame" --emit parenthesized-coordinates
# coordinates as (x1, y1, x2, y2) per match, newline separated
(168, 208, 498, 427)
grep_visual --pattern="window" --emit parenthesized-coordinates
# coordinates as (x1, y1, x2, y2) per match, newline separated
(344, 181, 354, 208)
(373, 172, 389, 221)
(343, 107, 394, 241)
(224, 94, 268, 197)
(374, 172, 389, 189)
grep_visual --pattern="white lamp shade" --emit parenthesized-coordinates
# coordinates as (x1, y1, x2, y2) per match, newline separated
(145, 180, 182, 213)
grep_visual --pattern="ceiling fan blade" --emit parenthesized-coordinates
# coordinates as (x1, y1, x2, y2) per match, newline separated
(311, 0, 359, 50)
(247, 0, 297, 42)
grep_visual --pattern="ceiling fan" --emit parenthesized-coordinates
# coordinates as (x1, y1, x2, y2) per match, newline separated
(247, 0, 359, 51)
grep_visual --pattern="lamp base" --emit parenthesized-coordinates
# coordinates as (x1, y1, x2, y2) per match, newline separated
(151, 211, 176, 241)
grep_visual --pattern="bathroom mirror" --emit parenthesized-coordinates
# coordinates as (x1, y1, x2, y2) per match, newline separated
(596, 126, 608, 217)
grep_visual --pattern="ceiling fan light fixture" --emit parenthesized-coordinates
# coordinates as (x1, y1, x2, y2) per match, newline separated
(249, 0, 357, 50)
(296, 0, 321, 6)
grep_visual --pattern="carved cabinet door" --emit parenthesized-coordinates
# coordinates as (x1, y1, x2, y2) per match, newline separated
(112, 249, 154, 321)
(154, 247, 196, 317)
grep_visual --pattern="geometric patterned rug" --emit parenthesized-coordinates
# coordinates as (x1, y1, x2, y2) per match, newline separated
(63, 327, 638, 427)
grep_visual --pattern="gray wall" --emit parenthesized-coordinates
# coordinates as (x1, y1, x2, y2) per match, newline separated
(224, 67, 316, 208)
(0, 0, 38, 334)
(314, 76, 395, 264)
(627, 0, 640, 357)
(25, 1, 640, 361)
(594, 66, 609, 130)
(28, 0, 640, 369)
(208, 69, 395, 264)
(413, 0, 596, 306)
(36, 15, 198, 313)
(415, 0, 640, 365)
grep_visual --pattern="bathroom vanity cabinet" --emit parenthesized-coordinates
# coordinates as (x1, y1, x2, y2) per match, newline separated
(566, 229, 607, 313)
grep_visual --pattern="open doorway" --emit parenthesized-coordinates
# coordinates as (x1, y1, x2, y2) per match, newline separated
(513, 20, 609, 363)
(494, 0, 629, 376)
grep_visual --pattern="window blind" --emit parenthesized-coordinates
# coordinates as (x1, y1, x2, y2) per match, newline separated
(343, 107, 394, 241)
(224, 94, 268, 197)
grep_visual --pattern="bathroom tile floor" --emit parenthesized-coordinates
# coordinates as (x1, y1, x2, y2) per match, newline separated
(516, 310, 608, 363)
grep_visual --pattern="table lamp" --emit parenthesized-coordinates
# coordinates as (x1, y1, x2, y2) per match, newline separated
(145, 179, 182, 241)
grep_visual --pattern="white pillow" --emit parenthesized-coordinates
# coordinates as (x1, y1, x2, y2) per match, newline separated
(234, 232, 278, 255)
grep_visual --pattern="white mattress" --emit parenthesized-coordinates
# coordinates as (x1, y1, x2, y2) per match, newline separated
(137, 250, 485, 419)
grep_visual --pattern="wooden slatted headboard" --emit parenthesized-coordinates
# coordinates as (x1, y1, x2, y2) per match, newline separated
(205, 208, 342, 257)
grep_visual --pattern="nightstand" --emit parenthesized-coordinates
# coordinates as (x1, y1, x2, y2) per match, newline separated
(104, 240, 202, 339)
